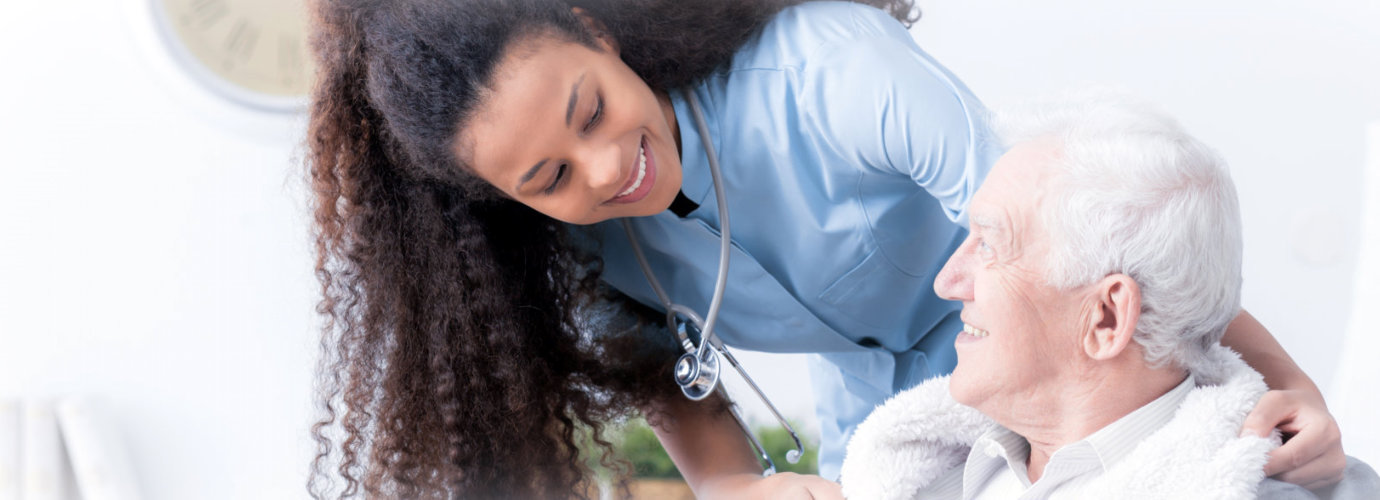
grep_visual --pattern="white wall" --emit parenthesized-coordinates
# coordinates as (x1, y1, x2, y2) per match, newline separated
(0, 1, 1376, 498)
(1, 1, 318, 498)
(1329, 123, 1380, 467)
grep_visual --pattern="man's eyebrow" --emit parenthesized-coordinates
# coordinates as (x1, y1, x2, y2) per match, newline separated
(565, 73, 586, 127)
(971, 214, 1003, 233)
(516, 159, 548, 191)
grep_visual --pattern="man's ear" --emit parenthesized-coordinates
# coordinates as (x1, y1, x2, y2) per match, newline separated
(571, 7, 619, 54)
(1082, 274, 1141, 361)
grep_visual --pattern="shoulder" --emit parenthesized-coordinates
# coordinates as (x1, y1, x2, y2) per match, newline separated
(721, 1, 970, 134)
(1256, 456, 1380, 499)
(1256, 478, 1318, 499)
(1326, 456, 1380, 499)
(728, 1, 915, 73)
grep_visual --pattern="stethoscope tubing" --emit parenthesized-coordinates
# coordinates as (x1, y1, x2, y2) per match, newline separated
(620, 89, 804, 474)
(688, 89, 732, 363)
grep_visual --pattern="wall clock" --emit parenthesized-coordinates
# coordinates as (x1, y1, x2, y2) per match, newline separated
(148, 0, 314, 112)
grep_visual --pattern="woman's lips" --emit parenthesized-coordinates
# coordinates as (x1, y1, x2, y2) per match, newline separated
(608, 135, 656, 204)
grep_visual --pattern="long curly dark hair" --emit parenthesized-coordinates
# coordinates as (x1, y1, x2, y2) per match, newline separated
(306, 0, 917, 497)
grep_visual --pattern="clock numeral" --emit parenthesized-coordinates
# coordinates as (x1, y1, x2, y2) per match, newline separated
(183, 0, 227, 29)
(279, 36, 303, 75)
(224, 19, 261, 61)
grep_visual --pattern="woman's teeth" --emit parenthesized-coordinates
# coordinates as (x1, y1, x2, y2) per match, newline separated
(962, 323, 990, 338)
(618, 143, 648, 197)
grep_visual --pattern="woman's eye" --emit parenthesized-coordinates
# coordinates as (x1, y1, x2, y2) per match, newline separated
(544, 163, 567, 195)
(584, 96, 603, 132)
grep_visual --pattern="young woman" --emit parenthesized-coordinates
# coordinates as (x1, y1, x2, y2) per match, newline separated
(305, 0, 1344, 497)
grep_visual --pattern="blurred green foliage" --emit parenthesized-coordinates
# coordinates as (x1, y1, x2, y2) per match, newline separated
(619, 420, 681, 479)
(607, 417, 818, 479)
(757, 423, 819, 475)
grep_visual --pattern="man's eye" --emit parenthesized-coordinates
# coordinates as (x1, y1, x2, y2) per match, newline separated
(977, 239, 994, 256)
(584, 96, 603, 132)
(544, 163, 567, 195)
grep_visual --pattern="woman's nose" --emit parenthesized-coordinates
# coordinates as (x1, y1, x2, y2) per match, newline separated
(577, 142, 624, 192)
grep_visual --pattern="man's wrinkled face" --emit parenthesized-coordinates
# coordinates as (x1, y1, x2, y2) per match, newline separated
(461, 32, 683, 225)
(933, 140, 1093, 413)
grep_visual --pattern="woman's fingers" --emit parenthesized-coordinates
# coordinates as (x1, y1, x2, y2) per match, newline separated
(1240, 390, 1293, 440)
(1244, 389, 1345, 488)
(1271, 448, 1348, 491)
(1266, 417, 1346, 488)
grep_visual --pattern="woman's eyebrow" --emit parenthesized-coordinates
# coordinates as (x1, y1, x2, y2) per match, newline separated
(518, 72, 589, 191)
(565, 73, 586, 127)
(517, 158, 548, 190)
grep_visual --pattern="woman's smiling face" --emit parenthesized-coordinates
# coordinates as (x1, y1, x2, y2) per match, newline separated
(458, 30, 683, 225)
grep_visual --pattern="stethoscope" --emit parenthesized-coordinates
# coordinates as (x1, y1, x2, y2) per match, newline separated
(620, 90, 804, 475)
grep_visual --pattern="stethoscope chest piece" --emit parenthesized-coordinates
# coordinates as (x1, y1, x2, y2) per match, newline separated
(673, 320, 721, 401)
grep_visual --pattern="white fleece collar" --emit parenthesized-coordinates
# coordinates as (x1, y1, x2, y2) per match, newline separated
(839, 346, 1277, 499)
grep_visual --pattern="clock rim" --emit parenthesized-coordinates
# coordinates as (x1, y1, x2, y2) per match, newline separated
(144, 0, 310, 114)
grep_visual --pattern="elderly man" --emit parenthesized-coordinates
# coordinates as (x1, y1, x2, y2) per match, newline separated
(838, 94, 1377, 499)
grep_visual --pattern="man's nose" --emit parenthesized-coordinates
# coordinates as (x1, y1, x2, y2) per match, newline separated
(934, 246, 974, 301)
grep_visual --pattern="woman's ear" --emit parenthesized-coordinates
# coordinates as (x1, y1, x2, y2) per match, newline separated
(570, 7, 619, 54)
(1082, 274, 1142, 361)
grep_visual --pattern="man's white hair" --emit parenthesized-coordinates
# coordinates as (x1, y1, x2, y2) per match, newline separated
(992, 90, 1243, 376)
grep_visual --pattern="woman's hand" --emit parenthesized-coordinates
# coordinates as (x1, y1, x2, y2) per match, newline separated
(698, 472, 844, 500)
(1224, 311, 1346, 490)
(1241, 388, 1347, 490)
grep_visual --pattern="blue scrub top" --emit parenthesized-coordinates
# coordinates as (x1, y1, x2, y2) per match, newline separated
(594, 1, 1003, 478)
